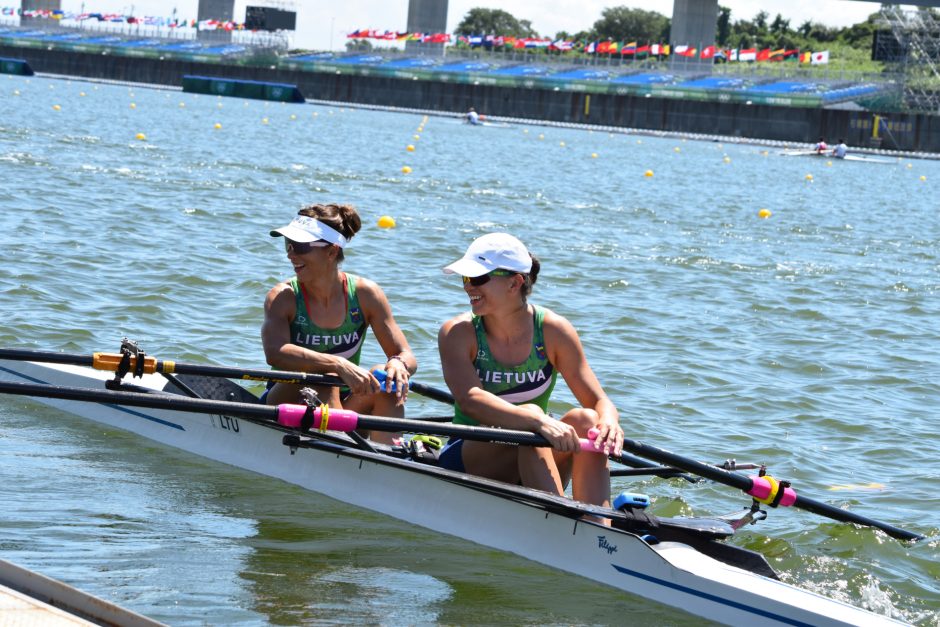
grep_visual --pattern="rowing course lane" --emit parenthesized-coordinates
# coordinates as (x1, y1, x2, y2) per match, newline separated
(0, 74, 938, 625)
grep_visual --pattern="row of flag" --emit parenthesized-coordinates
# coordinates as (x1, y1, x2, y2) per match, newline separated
(2, 8, 248, 31)
(347, 30, 833, 64)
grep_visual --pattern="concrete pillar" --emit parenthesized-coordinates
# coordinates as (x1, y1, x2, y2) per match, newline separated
(670, 0, 718, 73)
(21, 0, 61, 27)
(197, 0, 234, 43)
(405, 0, 448, 56)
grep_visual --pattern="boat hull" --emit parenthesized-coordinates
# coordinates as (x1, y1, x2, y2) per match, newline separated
(0, 360, 902, 626)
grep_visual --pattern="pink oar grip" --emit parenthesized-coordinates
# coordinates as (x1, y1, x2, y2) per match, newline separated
(580, 428, 605, 453)
(276, 404, 360, 432)
(747, 476, 798, 507)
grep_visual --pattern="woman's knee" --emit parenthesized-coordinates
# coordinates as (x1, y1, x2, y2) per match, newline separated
(561, 407, 598, 434)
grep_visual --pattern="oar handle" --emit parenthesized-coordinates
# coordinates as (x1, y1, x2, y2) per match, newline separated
(278, 405, 602, 453)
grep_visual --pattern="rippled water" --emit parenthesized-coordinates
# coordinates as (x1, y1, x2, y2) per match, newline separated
(1, 74, 939, 625)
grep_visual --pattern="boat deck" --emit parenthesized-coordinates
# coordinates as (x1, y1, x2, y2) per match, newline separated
(0, 582, 94, 626)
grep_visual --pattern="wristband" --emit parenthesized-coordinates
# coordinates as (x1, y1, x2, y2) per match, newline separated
(386, 355, 408, 369)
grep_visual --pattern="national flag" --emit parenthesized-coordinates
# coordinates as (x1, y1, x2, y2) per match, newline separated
(756, 48, 771, 62)
(729, 48, 738, 62)
(738, 48, 756, 61)
(769, 48, 785, 61)
(784, 49, 800, 60)
(811, 50, 830, 65)
(635, 45, 649, 58)
(674, 45, 697, 57)
(585, 41, 596, 54)
(700, 45, 716, 59)
(597, 41, 611, 54)
(622, 41, 637, 55)
(650, 43, 663, 55)
(800, 51, 811, 64)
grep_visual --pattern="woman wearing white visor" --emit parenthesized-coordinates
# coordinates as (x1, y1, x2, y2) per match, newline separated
(437, 233, 623, 518)
(263, 204, 416, 442)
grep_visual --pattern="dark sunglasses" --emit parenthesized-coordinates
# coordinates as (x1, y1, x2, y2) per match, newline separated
(285, 239, 330, 255)
(462, 269, 517, 287)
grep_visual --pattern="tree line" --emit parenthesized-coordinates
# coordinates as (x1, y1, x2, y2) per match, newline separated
(453, 5, 896, 52)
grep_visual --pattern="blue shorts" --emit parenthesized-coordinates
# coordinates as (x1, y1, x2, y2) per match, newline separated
(437, 439, 465, 472)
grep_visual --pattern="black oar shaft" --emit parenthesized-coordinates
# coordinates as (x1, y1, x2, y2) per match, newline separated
(0, 380, 278, 422)
(0, 380, 547, 447)
(620, 437, 923, 541)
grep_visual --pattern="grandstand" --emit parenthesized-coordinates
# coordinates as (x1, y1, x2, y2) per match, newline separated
(0, 23, 891, 111)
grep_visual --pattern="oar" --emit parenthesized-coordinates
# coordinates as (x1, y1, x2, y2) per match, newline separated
(0, 348, 455, 405)
(0, 380, 601, 453)
(587, 429, 924, 542)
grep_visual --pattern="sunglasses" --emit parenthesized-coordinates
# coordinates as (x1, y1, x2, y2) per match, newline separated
(462, 269, 517, 287)
(285, 239, 330, 255)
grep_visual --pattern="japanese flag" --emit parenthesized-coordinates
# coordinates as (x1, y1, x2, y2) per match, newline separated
(811, 50, 830, 65)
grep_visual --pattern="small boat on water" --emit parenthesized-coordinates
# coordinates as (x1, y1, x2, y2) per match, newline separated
(0, 344, 921, 626)
(779, 149, 895, 164)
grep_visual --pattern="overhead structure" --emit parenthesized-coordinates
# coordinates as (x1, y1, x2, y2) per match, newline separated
(876, 6, 940, 113)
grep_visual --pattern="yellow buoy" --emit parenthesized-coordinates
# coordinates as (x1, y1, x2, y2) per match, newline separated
(52, 104, 61, 110)
(920, 175, 927, 182)
(214, 123, 222, 130)
(805, 174, 813, 181)
(723, 156, 731, 163)
(377, 215, 396, 229)
(413, 134, 420, 140)
(591, 153, 598, 159)
(644, 170, 654, 178)
(674, 147, 680, 152)
(559, 141, 566, 147)
(130, 102, 136, 109)
(79, 91, 86, 97)
(290, 114, 297, 120)
(13, 89, 20, 96)
(417, 127, 424, 133)
(758, 208, 772, 219)
(826, 161, 832, 167)
(179, 102, 185, 108)
(135, 133, 146, 141)
(906, 163, 913, 169)
(262, 117, 269, 124)
(401, 166, 412, 174)
(406, 145, 415, 152)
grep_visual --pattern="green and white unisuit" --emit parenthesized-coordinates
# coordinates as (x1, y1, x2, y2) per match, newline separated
(454, 304, 557, 426)
(289, 273, 368, 364)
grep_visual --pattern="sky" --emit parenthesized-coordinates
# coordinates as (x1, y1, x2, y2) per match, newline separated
(45, 0, 892, 51)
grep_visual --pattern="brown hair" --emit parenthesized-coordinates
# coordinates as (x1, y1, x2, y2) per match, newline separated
(521, 253, 540, 298)
(298, 203, 362, 261)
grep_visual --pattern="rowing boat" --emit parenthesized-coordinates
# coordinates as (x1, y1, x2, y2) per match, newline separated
(779, 150, 895, 164)
(0, 349, 916, 626)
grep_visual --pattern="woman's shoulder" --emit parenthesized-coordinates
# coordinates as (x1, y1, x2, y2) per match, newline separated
(439, 311, 474, 333)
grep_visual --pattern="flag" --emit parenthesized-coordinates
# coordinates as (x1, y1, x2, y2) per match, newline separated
(739, 48, 756, 61)
(674, 45, 697, 57)
(622, 41, 637, 55)
(729, 48, 738, 61)
(811, 50, 830, 65)
(784, 49, 800, 60)
(700, 45, 716, 59)
(756, 48, 771, 62)
(635, 45, 649, 58)
(597, 41, 611, 54)
(800, 51, 812, 64)
(585, 41, 596, 54)
(769, 48, 785, 61)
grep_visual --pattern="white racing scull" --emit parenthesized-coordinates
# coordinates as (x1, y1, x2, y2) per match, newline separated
(0, 348, 918, 627)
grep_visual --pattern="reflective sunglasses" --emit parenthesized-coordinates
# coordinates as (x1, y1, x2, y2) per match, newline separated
(285, 238, 330, 255)
(462, 269, 517, 287)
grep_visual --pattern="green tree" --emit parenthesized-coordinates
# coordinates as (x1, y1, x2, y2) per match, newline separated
(455, 8, 537, 37)
(716, 6, 732, 46)
(591, 6, 670, 42)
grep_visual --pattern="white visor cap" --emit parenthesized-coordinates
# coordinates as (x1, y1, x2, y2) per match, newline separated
(443, 232, 532, 277)
(270, 215, 348, 248)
